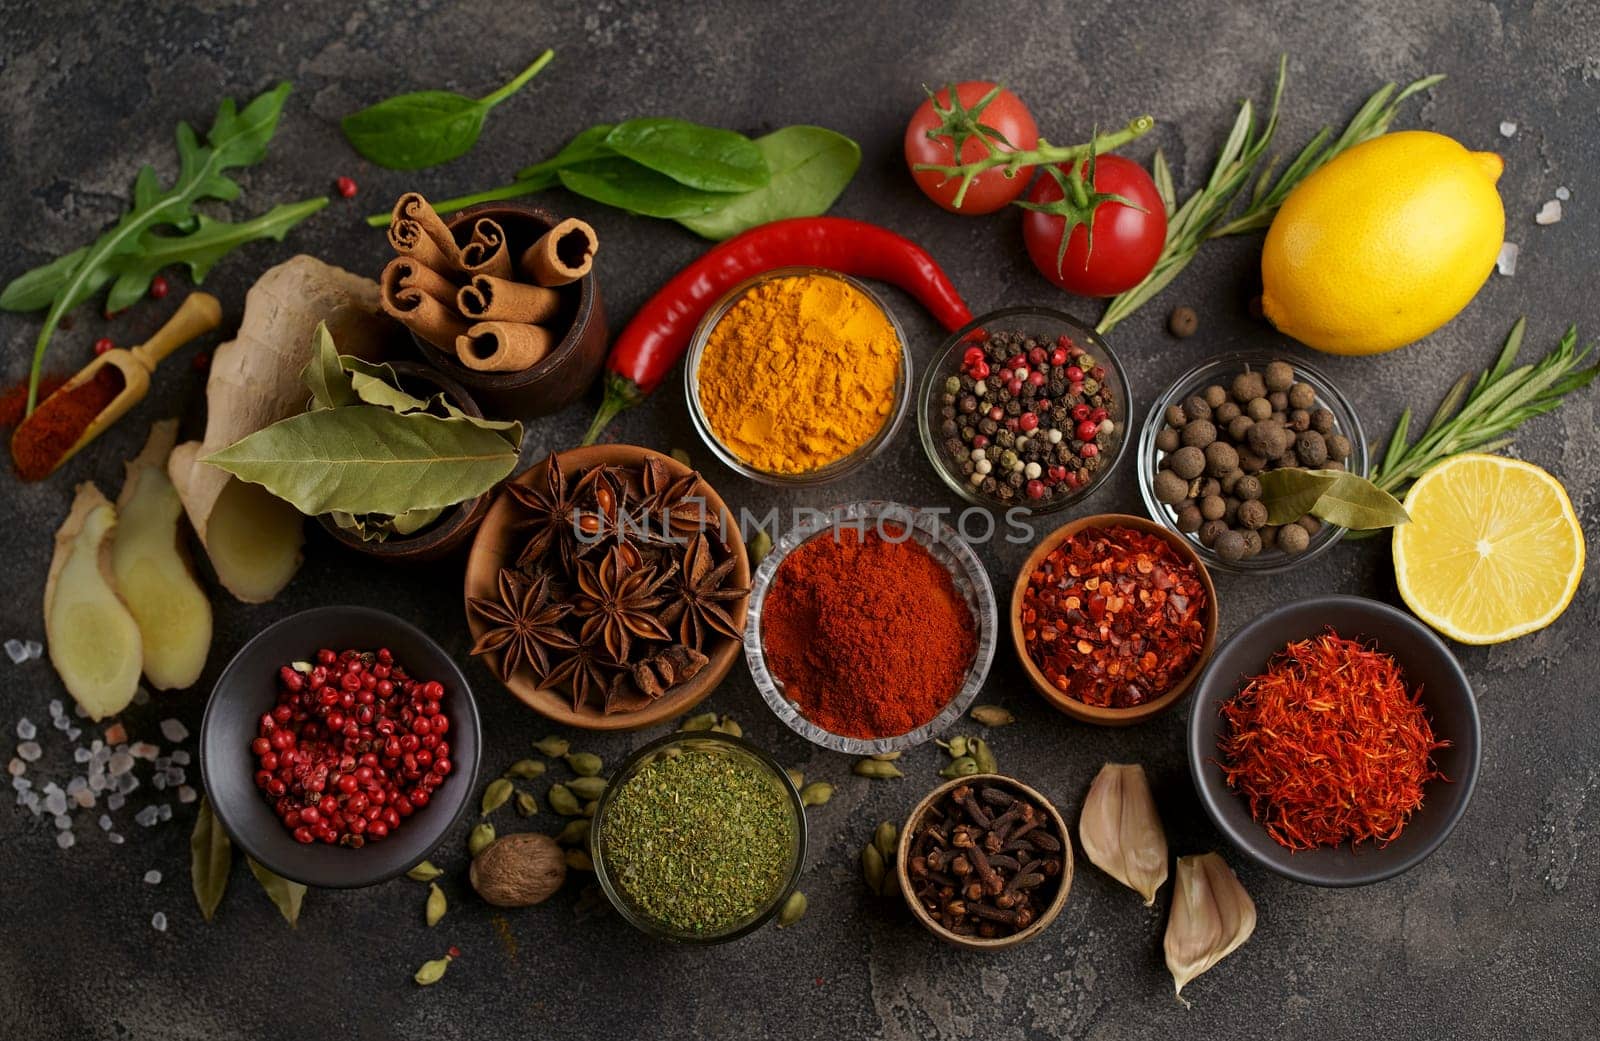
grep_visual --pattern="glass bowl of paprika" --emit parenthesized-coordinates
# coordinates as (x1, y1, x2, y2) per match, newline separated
(744, 500, 998, 755)
(684, 267, 913, 486)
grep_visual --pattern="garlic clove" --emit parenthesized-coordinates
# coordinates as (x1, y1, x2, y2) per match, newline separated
(1078, 762, 1169, 905)
(1164, 852, 1257, 1004)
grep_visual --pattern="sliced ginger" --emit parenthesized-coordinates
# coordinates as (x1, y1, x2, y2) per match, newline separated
(112, 420, 213, 690)
(45, 484, 144, 720)
(197, 473, 307, 603)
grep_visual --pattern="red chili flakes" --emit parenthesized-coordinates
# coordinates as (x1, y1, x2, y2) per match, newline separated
(1019, 525, 1208, 708)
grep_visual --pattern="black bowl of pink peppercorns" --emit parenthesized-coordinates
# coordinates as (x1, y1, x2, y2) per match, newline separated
(918, 307, 1131, 514)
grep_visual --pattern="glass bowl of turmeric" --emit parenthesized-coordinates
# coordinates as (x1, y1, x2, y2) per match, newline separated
(684, 267, 913, 486)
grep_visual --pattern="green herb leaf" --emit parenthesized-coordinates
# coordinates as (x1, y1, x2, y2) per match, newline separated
(1258, 468, 1342, 525)
(190, 796, 232, 923)
(302, 323, 357, 410)
(515, 123, 617, 181)
(205, 406, 522, 517)
(341, 50, 554, 170)
(556, 158, 739, 218)
(677, 126, 861, 240)
(0, 247, 93, 312)
(1261, 468, 1409, 530)
(604, 118, 768, 192)
(246, 857, 306, 927)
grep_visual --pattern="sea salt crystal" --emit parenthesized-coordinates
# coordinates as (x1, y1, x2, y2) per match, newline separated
(176, 785, 197, 804)
(108, 752, 135, 777)
(103, 723, 127, 745)
(17, 741, 41, 762)
(16, 718, 36, 741)
(56, 831, 75, 850)
(151, 911, 167, 931)
(21, 791, 39, 813)
(98, 814, 112, 831)
(52, 715, 71, 731)
(1499, 120, 1518, 137)
(73, 747, 91, 763)
(43, 790, 67, 816)
(4, 639, 27, 664)
(88, 774, 106, 793)
(66, 727, 81, 742)
(1496, 242, 1519, 276)
(54, 814, 72, 830)
(154, 756, 170, 771)
(73, 789, 95, 809)
(116, 774, 140, 795)
(171, 750, 191, 766)
(48, 699, 63, 718)
(159, 719, 189, 743)
(24, 640, 41, 660)
(1556, 186, 1570, 201)
(166, 768, 186, 786)
(107, 792, 126, 811)
(130, 742, 159, 761)
(42, 781, 62, 797)
(151, 774, 168, 791)
(1536, 200, 1562, 225)
(7, 758, 23, 776)
(157, 804, 172, 822)
(107, 832, 124, 845)
(12, 776, 30, 791)
(135, 805, 159, 827)
(66, 776, 86, 795)
(144, 870, 163, 885)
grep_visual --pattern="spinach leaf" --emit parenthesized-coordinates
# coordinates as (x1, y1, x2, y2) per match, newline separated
(557, 158, 740, 219)
(677, 126, 861, 240)
(515, 123, 617, 181)
(603, 118, 769, 193)
(341, 50, 553, 170)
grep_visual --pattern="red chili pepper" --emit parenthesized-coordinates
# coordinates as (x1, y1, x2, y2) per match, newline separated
(580, 217, 973, 445)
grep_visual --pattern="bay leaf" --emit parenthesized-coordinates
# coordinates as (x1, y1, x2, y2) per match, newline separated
(247, 856, 306, 927)
(301, 323, 356, 410)
(1258, 468, 1340, 526)
(340, 355, 432, 413)
(190, 796, 232, 922)
(205, 406, 520, 517)
(1304, 470, 1410, 530)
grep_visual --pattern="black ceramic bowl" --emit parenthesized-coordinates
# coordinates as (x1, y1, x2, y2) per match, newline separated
(1188, 595, 1480, 887)
(199, 607, 482, 888)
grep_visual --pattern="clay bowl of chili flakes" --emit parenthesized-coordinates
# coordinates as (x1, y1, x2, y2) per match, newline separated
(463, 445, 750, 731)
(1187, 595, 1480, 887)
(1010, 513, 1217, 726)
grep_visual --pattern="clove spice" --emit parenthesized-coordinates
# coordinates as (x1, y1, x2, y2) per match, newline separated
(1078, 762, 1168, 905)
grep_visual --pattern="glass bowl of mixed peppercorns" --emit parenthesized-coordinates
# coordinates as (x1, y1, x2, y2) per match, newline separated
(1137, 353, 1368, 575)
(918, 307, 1131, 513)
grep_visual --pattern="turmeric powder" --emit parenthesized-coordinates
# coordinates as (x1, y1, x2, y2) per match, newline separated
(696, 273, 902, 474)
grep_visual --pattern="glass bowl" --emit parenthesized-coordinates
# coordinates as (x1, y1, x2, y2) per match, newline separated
(744, 501, 998, 755)
(684, 266, 912, 486)
(917, 306, 1133, 515)
(1136, 352, 1368, 576)
(590, 731, 806, 943)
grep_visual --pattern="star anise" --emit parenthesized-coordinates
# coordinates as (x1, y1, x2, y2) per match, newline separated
(467, 569, 577, 682)
(662, 534, 748, 650)
(571, 546, 675, 661)
(571, 465, 634, 558)
(506, 453, 580, 574)
(641, 456, 717, 542)
(544, 629, 623, 713)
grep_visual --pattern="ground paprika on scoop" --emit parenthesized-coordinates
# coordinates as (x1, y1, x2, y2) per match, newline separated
(760, 523, 976, 739)
(11, 365, 124, 480)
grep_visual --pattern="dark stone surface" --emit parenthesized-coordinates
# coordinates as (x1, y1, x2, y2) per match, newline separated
(2, 1, 1596, 1038)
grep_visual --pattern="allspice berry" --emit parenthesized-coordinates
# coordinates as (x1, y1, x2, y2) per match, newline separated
(1202, 384, 1228, 409)
(1176, 504, 1203, 532)
(1245, 397, 1272, 421)
(1155, 426, 1181, 452)
(1231, 372, 1267, 403)
(1298, 515, 1323, 536)
(1183, 396, 1213, 422)
(1237, 499, 1268, 530)
(1169, 306, 1199, 338)
(1168, 446, 1206, 480)
(1288, 382, 1316, 410)
(1278, 522, 1311, 554)
(1154, 469, 1189, 505)
(1227, 415, 1255, 442)
(1215, 530, 1248, 562)
(1296, 430, 1328, 467)
(1164, 404, 1187, 428)
(1327, 433, 1352, 461)
(1311, 408, 1336, 434)
(1200, 494, 1226, 521)
(1181, 419, 1217, 448)
(1198, 519, 1229, 547)
(1214, 401, 1241, 424)
(1234, 474, 1263, 501)
(1240, 530, 1263, 557)
(469, 832, 567, 908)
(1204, 441, 1239, 474)
(1264, 360, 1295, 392)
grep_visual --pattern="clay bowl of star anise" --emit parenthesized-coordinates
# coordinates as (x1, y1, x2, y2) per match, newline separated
(463, 445, 751, 730)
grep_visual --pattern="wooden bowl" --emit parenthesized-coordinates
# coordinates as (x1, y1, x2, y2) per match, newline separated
(463, 444, 750, 730)
(409, 201, 608, 419)
(1010, 513, 1218, 727)
(317, 362, 494, 562)
(896, 773, 1073, 950)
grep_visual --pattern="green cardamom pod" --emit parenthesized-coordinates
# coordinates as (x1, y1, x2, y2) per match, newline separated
(406, 860, 443, 882)
(425, 882, 446, 926)
(565, 752, 603, 777)
(679, 711, 718, 732)
(852, 759, 903, 780)
(532, 736, 570, 758)
(970, 704, 1016, 727)
(785, 767, 805, 789)
(970, 737, 998, 775)
(710, 715, 742, 738)
(940, 755, 979, 779)
(939, 735, 969, 759)
(480, 777, 513, 815)
(869, 751, 902, 762)
(414, 954, 451, 986)
(505, 759, 546, 779)
(799, 781, 834, 807)
(564, 848, 594, 871)
(747, 529, 774, 567)
(548, 783, 582, 816)
(468, 822, 495, 857)
(555, 818, 591, 846)
(777, 889, 806, 928)
(567, 776, 607, 801)
(515, 791, 538, 817)
(582, 799, 599, 818)
(860, 841, 886, 895)
(873, 821, 899, 862)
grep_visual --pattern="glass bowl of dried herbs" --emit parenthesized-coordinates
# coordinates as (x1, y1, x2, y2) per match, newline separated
(590, 731, 806, 943)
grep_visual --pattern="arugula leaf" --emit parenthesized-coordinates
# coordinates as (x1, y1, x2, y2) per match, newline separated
(556, 158, 740, 218)
(341, 50, 553, 170)
(677, 126, 860, 240)
(0, 247, 95, 313)
(603, 118, 768, 192)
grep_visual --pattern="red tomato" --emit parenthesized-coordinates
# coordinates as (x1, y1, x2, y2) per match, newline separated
(905, 82, 1039, 215)
(1021, 154, 1166, 296)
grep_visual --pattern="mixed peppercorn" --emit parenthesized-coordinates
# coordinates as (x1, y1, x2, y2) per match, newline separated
(934, 328, 1116, 505)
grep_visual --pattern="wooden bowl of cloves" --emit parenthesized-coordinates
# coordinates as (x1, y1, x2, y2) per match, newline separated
(896, 773, 1073, 950)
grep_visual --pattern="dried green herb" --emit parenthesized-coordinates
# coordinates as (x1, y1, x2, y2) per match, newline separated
(425, 882, 447, 926)
(481, 777, 514, 815)
(246, 857, 304, 927)
(565, 752, 603, 777)
(190, 796, 231, 923)
(406, 860, 443, 882)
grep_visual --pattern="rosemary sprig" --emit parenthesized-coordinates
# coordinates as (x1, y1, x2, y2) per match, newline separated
(1368, 319, 1599, 499)
(1095, 58, 1444, 334)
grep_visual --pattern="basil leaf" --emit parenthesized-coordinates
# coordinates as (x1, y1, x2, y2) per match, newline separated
(604, 118, 768, 192)
(557, 159, 739, 218)
(190, 796, 232, 923)
(205, 406, 521, 517)
(247, 857, 307, 927)
(515, 123, 617, 181)
(341, 50, 553, 170)
(301, 323, 356, 410)
(1302, 470, 1411, 530)
(677, 126, 860, 240)
(1259, 468, 1341, 526)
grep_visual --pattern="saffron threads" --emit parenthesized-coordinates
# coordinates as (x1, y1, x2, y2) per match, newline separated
(1217, 632, 1448, 851)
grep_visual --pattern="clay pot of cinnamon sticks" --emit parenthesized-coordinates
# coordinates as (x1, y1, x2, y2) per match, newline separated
(381, 195, 607, 419)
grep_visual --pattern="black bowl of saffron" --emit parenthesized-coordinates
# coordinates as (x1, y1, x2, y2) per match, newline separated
(1188, 595, 1480, 887)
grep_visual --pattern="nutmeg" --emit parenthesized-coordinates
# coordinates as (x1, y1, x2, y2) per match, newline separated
(469, 832, 567, 907)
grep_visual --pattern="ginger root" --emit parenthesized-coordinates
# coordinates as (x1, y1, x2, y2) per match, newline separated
(112, 420, 213, 690)
(169, 255, 393, 602)
(45, 484, 144, 721)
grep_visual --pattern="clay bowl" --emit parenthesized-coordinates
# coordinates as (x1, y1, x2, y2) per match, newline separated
(463, 444, 750, 730)
(896, 773, 1074, 950)
(410, 201, 607, 419)
(1011, 513, 1218, 726)
(316, 362, 495, 562)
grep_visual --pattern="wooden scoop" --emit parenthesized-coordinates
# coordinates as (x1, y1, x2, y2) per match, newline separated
(28, 291, 223, 476)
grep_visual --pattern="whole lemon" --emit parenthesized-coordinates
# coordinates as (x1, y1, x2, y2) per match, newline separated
(1260, 131, 1504, 355)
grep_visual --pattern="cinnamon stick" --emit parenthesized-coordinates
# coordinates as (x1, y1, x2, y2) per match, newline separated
(460, 218, 513, 280)
(386, 193, 464, 275)
(455, 322, 555, 372)
(382, 257, 458, 305)
(518, 218, 598, 286)
(379, 259, 472, 352)
(457, 275, 561, 324)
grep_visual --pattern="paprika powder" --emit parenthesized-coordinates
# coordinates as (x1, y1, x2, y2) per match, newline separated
(761, 524, 976, 739)
(11, 366, 124, 481)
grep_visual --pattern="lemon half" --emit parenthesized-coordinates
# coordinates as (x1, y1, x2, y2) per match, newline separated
(1393, 454, 1585, 644)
